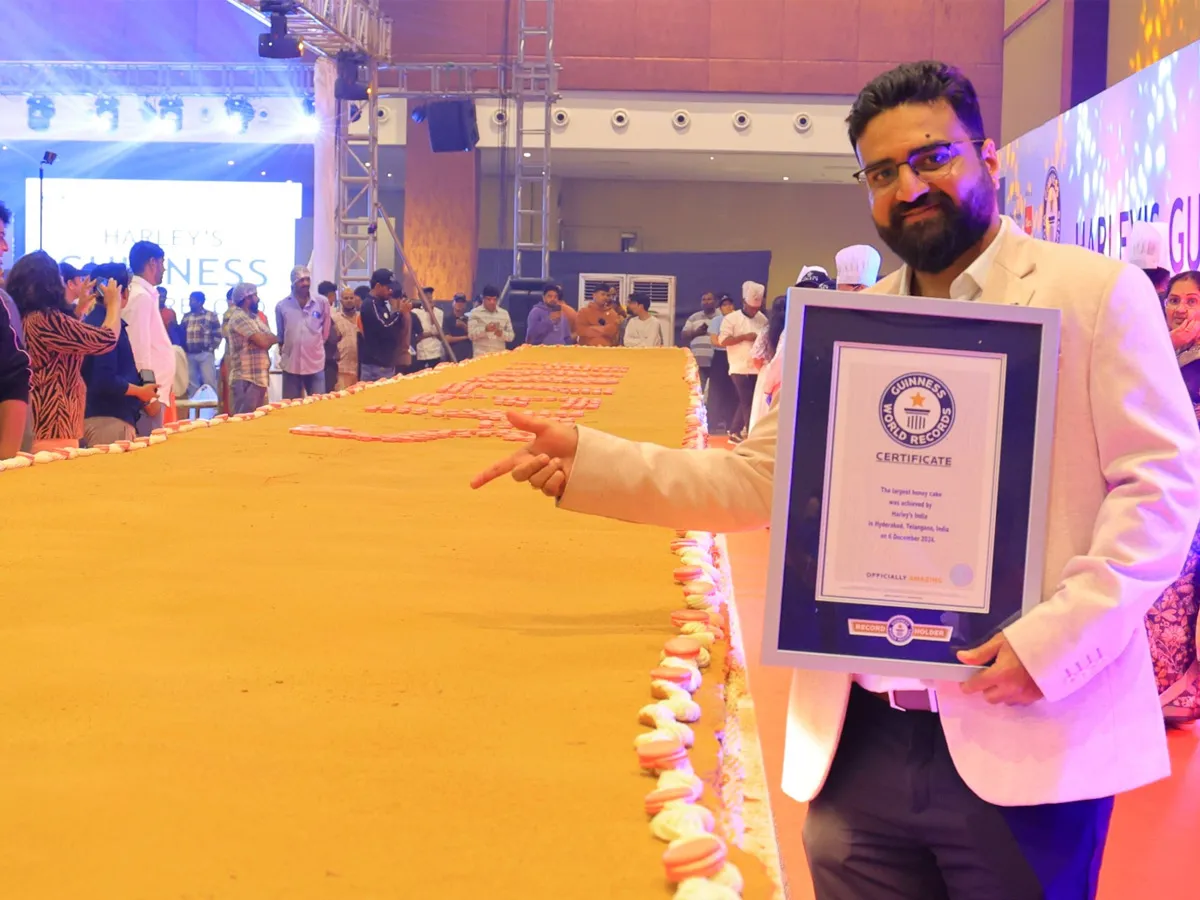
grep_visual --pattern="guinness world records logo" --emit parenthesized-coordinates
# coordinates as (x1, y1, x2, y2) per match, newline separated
(879, 373, 956, 448)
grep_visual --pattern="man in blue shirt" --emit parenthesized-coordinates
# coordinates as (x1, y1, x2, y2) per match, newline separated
(525, 283, 576, 345)
(81, 263, 159, 446)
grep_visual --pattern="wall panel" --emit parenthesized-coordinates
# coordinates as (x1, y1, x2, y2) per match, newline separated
(386, 0, 1005, 137)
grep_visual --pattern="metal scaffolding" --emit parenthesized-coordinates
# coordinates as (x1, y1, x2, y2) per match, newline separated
(223, 0, 392, 60)
(375, 64, 508, 98)
(0, 62, 314, 97)
(511, 0, 557, 279)
(332, 62, 379, 290)
(224, 0, 556, 294)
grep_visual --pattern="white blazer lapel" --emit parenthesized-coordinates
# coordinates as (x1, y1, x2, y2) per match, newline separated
(981, 226, 1037, 307)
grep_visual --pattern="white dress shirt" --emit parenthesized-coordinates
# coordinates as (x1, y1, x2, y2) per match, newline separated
(413, 306, 445, 361)
(856, 218, 1009, 696)
(719, 309, 768, 374)
(122, 275, 176, 403)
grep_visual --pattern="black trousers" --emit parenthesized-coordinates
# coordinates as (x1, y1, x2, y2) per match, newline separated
(707, 352, 734, 433)
(729, 372, 758, 436)
(802, 685, 1114, 900)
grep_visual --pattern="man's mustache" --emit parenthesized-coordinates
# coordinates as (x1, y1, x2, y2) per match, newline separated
(890, 193, 953, 226)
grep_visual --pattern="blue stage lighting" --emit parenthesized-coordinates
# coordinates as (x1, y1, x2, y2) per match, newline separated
(158, 96, 184, 133)
(27, 95, 56, 132)
(93, 96, 119, 132)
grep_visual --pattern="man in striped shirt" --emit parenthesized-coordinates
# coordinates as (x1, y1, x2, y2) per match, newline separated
(224, 283, 278, 414)
(468, 285, 514, 356)
(181, 291, 222, 397)
(681, 292, 719, 390)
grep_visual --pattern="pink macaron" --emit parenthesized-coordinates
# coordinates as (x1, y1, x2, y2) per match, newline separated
(662, 834, 728, 882)
(637, 738, 689, 772)
(644, 784, 703, 816)
(651, 666, 696, 687)
(663, 636, 703, 662)
(673, 565, 706, 584)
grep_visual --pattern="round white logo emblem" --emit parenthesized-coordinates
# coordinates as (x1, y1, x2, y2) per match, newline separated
(879, 372, 955, 448)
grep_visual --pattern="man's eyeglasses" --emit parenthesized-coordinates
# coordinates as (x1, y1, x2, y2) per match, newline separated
(853, 140, 986, 192)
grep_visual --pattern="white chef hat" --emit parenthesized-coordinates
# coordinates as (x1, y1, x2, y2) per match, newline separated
(742, 280, 765, 304)
(290, 264, 313, 285)
(795, 265, 829, 285)
(835, 245, 882, 287)
(1126, 222, 1169, 272)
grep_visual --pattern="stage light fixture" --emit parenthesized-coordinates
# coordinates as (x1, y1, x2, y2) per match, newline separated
(258, 1, 303, 60)
(223, 96, 255, 134)
(27, 95, 56, 132)
(303, 94, 316, 117)
(158, 96, 184, 133)
(334, 50, 370, 102)
(410, 105, 427, 124)
(93, 96, 119, 132)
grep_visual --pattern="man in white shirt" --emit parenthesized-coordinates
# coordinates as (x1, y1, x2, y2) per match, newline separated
(467, 285, 514, 356)
(472, 61, 1200, 900)
(718, 281, 768, 441)
(620, 292, 663, 348)
(412, 298, 445, 369)
(123, 240, 176, 435)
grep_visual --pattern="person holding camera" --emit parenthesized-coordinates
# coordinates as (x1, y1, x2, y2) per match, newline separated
(81, 263, 160, 446)
(7, 250, 120, 451)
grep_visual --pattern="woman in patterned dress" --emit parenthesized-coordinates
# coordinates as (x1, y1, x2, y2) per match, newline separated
(1146, 269, 1200, 725)
(7, 251, 121, 451)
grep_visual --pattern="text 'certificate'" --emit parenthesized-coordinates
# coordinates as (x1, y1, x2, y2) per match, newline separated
(816, 343, 1006, 614)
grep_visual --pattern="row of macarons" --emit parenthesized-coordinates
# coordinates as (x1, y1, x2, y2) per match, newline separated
(0, 354, 461, 472)
(634, 366, 748, 900)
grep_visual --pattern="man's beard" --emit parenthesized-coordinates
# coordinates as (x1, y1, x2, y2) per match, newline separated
(875, 171, 996, 274)
(247, 301, 260, 314)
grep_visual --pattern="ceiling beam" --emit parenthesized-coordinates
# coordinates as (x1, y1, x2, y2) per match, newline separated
(0, 62, 314, 98)
(224, 0, 393, 61)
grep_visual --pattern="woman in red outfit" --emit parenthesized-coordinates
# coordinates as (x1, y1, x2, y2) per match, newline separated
(8, 251, 121, 451)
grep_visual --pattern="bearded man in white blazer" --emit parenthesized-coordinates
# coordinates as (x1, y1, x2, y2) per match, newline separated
(472, 61, 1200, 900)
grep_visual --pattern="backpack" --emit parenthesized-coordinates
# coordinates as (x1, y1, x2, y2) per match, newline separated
(1145, 525, 1200, 724)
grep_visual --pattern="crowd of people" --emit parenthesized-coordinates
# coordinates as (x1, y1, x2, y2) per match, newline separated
(0, 233, 536, 453)
(0, 226, 888, 457)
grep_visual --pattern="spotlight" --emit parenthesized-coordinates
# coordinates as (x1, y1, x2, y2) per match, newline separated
(27, 95, 56, 132)
(297, 94, 320, 134)
(93, 95, 119, 132)
(158, 96, 184, 133)
(410, 105, 427, 124)
(223, 96, 255, 134)
(334, 50, 370, 101)
(258, 1, 303, 60)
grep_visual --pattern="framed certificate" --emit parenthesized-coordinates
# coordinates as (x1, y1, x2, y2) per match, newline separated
(761, 289, 1061, 682)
